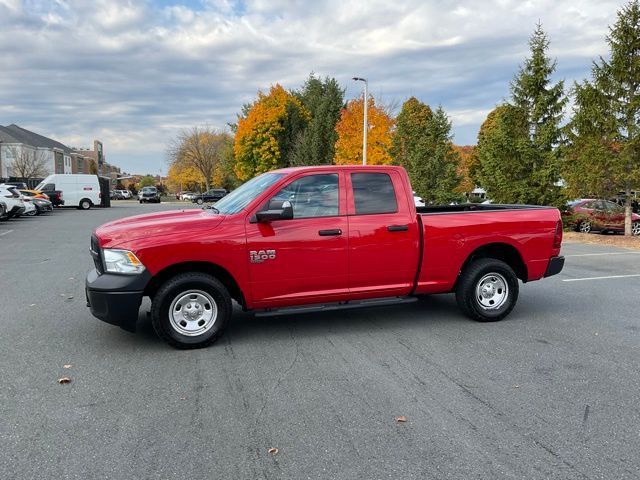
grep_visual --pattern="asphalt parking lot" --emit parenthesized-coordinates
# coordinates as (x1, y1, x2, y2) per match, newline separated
(1, 203, 639, 480)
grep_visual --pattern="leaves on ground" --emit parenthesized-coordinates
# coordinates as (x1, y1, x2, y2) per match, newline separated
(395, 415, 407, 423)
(63, 364, 72, 369)
(58, 377, 72, 384)
(267, 447, 279, 455)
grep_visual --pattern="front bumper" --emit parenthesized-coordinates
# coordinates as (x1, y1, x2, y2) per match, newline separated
(85, 268, 151, 332)
(544, 256, 565, 277)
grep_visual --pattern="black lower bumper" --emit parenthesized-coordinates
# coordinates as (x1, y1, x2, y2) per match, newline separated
(85, 268, 151, 332)
(544, 256, 565, 277)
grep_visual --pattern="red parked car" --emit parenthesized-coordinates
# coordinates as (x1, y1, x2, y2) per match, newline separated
(86, 165, 564, 349)
(566, 199, 640, 236)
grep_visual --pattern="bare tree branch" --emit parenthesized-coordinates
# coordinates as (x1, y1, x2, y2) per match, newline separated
(8, 146, 49, 179)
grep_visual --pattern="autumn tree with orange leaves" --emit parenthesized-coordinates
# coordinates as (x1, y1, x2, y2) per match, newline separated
(234, 84, 310, 180)
(334, 96, 394, 165)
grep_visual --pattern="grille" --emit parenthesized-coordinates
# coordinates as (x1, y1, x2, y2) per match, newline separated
(90, 235, 104, 274)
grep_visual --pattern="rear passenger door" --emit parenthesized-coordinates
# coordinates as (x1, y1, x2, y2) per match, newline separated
(346, 171, 420, 298)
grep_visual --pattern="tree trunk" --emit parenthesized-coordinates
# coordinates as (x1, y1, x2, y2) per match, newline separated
(625, 187, 632, 236)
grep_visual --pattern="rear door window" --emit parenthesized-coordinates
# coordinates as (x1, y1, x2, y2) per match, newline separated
(351, 173, 398, 215)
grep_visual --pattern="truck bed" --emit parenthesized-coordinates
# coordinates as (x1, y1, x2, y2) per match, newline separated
(414, 205, 561, 295)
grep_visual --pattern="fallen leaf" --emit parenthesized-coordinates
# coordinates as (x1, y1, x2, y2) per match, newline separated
(513, 385, 520, 389)
(67, 296, 74, 300)
(30, 304, 36, 307)
(268, 447, 279, 455)
(63, 364, 72, 369)
(594, 332, 599, 336)
(58, 377, 72, 384)
(395, 415, 407, 423)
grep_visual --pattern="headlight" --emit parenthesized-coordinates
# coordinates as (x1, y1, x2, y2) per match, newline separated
(103, 249, 146, 274)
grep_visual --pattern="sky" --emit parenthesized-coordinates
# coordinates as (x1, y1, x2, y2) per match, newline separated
(0, 0, 627, 175)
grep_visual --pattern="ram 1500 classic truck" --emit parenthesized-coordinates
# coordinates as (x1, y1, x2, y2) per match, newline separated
(86, 165, 564, 349)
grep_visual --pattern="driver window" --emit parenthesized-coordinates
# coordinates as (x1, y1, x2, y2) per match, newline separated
(268, 174, 339, 219)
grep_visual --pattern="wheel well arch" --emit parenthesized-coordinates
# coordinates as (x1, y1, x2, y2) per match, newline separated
(79, 197, 93, 205)
(458, 243, 528, 284)
(144, 261, 246, 308)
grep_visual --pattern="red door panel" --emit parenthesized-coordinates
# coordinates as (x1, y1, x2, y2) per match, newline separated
(346, 170, 420, 298)
(246, 217, 349, 305)
(245, 171, 349, 307)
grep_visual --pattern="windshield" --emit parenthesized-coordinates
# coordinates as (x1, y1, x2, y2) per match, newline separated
(214, 173, 284, 215)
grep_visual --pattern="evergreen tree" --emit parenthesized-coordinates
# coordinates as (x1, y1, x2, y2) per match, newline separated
(476, 104, 539, 204)
(477, 24, 566, 206)
(408, 106, 462, 204)
(564, 0, 640, 235)
(391, 97, 433, 168)
(290, 74, 344, 165)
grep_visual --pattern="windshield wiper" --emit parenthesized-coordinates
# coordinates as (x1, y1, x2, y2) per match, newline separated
(205, 206, 219, 213)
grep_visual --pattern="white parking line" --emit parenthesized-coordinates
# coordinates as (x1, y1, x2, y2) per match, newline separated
(564, 252, 640, 257)
(0, 230, 13, 236)
(563, 274, 640, 282)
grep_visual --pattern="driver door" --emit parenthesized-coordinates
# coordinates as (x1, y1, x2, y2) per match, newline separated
(245, 172, 348, 308)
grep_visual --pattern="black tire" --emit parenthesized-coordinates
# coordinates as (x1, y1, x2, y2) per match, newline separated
(196, 198, 203, 205)
(139, 200, 143, 204)
(455, 258, 519, 322)
(151, 272, 232, 349)
(79, 199, 92, 210)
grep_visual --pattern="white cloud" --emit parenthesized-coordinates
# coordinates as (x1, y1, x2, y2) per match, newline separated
(0, 0, 623, 173)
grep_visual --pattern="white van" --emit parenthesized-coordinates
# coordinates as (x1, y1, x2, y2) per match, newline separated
(35, 174, 101, 210)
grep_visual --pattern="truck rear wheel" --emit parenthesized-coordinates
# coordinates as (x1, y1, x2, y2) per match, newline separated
(79, 199, 92, 210)
(151, 272, 232, 349)
(455, 258, 519, 322)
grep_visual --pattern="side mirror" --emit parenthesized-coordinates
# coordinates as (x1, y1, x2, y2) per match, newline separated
(254, 200, 293, 223)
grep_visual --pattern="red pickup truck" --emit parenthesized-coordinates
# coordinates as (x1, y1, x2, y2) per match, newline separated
(86, 165, 564, 349)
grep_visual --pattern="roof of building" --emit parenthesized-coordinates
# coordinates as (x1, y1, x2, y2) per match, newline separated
(0, 126, 22, 143)
(0, 124, 72, 153)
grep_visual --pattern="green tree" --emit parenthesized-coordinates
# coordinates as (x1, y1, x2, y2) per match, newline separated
(475, 105, 540, 203)
(564, 0, 640, 235)
(290, 74, 345, 166)
(408, 106, 462, 204)
(478, 24, 566, 206)
(139, 175, 156, 187)
(391, 97, 433, 168)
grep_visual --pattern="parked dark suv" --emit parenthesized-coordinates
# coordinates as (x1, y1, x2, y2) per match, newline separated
(139, 186, 161, 204)
(192, 188, 227, 205)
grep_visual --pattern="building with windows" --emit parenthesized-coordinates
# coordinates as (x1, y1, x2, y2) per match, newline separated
(0, 124, 120, 182)
(0, 124, 73, 178)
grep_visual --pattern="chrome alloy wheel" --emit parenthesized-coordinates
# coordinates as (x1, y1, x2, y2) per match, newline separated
(169, 290, 218, 336)
(632, 222, 640, 236)
(475, 273, 509, 310)
(579, 221, 591, 233)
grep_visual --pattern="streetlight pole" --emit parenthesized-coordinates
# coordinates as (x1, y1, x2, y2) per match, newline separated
(352, 77, 368, 165)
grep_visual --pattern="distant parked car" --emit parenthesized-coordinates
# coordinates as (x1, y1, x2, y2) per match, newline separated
(565, 199, 640, 236)
(139, 186, 161, 203)
(0, 184, 26, 218)
(192, 188, 227, 205)
(29, 196, 53, 214)
(20, 189, 49, 201)
(181, 192, 197, 201)
(413, 191, 425, 207)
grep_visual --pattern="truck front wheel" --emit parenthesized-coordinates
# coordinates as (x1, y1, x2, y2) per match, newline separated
(455, 258, 519, 322)
(151, 272, 232, 349)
